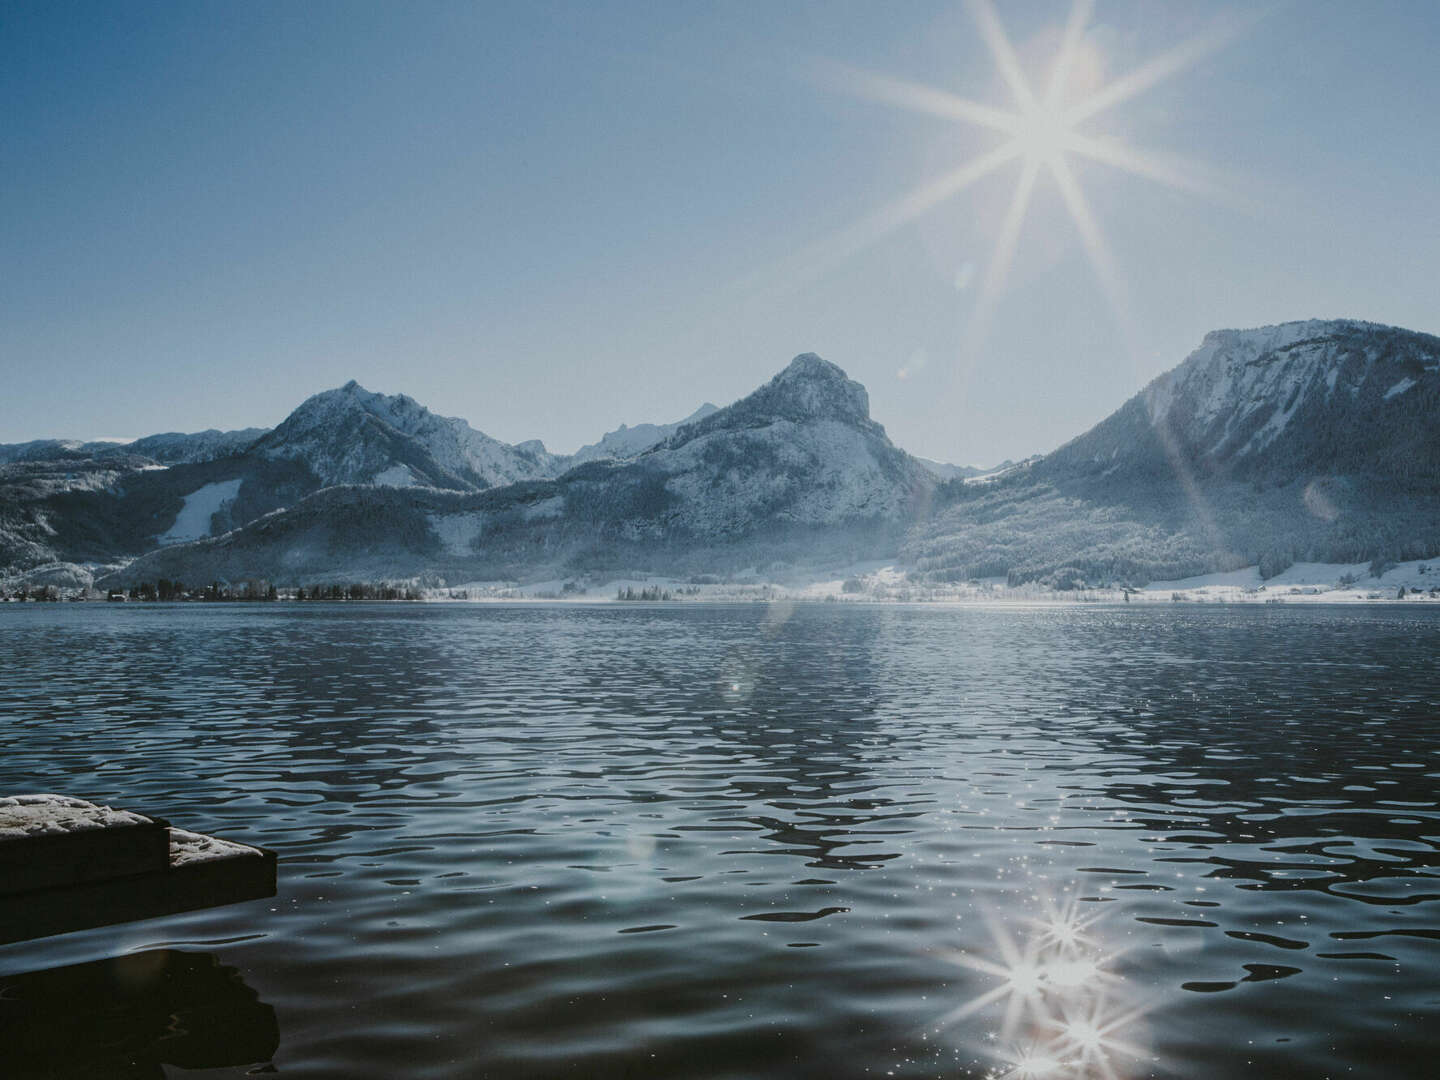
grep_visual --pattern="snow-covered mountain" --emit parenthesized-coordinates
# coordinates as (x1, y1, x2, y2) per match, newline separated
(1, 381, 569, 577)
(250, 380, 565, 490)
(105, 354, 938, 585)
(908, 319, 1440, 586)
(632, 354, 931, 534)
(1047, 319, 1440, 480)
(570, 403, 719, 465)
(124, 428, 269, 464)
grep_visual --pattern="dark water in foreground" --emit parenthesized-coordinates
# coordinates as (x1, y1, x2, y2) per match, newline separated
(1, 602, 1437, 1079)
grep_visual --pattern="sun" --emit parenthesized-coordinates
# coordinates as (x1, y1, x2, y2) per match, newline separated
(1010, 101, 1072, 166)
(798, 0, 1257, 353)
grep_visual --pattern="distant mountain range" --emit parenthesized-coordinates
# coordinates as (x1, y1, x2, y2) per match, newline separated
(0, 428, 270, 466)
(569, 403, 720, 465)
(2, 318, 1437, 590)
(913, 457, 1020, 482)
(102, 355, 935, 586)
(0, 385, 810, 581)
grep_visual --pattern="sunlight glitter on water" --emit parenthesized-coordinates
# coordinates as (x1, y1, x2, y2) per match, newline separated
(943, 894, 1147, 1079)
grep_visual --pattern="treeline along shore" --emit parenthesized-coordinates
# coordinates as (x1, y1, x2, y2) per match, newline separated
(1, 579, 426, 603)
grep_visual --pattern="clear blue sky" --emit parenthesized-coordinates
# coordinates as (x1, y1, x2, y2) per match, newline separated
(3, 1, 1438, 462)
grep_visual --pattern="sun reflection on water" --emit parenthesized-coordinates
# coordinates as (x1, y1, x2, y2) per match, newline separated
(935, 894, 1150, 1079)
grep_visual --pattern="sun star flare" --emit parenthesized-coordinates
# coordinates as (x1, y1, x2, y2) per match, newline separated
(816, 0, 1254, 355)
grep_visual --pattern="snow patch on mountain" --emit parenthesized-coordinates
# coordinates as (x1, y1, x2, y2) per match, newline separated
(429, 512, 487, 557)
(372, 464, 417, 487)
(1385, 377, 1417, 399)
(160, 479, 243, 545)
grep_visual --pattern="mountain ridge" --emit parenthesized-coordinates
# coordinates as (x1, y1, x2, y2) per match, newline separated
(100, 353, 937, 586)
(5, 318, 1438, 592)
(0, 428, 270, 466)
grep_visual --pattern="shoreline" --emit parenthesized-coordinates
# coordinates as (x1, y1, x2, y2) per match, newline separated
(5, 557, 1438, 607)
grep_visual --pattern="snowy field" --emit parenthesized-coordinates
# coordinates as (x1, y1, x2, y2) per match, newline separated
(158, 478, 243, 545)
(1139, 557, 1440, 602)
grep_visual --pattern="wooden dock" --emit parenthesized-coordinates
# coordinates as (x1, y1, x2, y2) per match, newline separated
(0, 794, 276, 945)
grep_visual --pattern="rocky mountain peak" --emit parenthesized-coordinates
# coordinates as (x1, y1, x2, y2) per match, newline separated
(1144, 319, 1439, 430)
(756, 353, 872, 423)
(658, 353, 881, 452)
(268, 381, 448, 442)
(745, 353, 871, 422)
(251, 381, 565, 490)
(778, 352, 842, 379)
(1196, 318, 1362, 353)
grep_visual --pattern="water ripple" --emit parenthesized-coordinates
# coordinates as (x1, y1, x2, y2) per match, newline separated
(1, 602, 1438, 1078)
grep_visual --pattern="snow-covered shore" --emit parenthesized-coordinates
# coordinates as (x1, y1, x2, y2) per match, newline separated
(8, 557, 1437, 606)
(438, 557, 1440, 605)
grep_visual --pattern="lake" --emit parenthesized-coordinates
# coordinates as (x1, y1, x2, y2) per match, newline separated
(1, 602, 1437, 1078)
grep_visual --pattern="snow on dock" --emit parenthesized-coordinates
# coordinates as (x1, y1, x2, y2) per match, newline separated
(0, 794, 276, 945)
(0, 794, 170, 895)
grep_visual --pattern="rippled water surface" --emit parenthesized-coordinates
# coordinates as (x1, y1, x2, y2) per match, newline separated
(2, 602, 1438, 1079)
